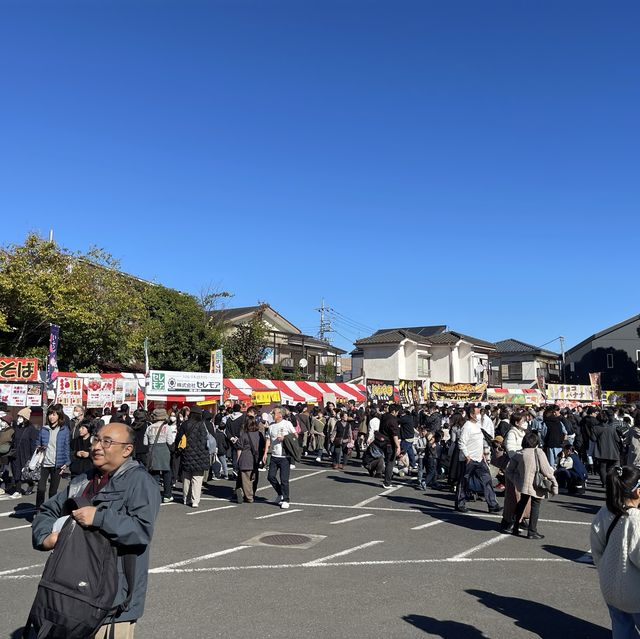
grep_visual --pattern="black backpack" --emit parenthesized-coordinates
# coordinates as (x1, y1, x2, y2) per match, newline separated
(24, 495, 135, 639)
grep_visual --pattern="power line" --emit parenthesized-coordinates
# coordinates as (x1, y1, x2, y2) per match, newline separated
(327, 309, 374, 333)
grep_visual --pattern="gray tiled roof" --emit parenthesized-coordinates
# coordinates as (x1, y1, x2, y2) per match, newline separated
(355, 329, 432, 346)
(373, 325, 447, 338)
(495, 339, 558, 357)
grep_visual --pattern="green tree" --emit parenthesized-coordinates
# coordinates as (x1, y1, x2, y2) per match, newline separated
(224, 307, 269, 377)
(270, 362, 284, 380)
(319, 361, 336, 382)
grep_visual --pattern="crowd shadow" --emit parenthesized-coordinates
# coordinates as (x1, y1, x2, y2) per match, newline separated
(403, 614, 488, 638)
(542, 543, 593, 562)
(327, 475, 381, 489)
(466, 589, 608, 638)
(8, 503, 36, 522)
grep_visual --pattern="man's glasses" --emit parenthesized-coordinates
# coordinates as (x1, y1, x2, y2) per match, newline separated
(90, 436, 131, 449)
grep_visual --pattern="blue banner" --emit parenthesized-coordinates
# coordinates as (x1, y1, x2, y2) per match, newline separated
(47, 324, 60, 388)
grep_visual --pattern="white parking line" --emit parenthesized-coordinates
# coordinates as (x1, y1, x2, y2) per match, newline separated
(330, 514, 373, 525)
(0, 524, 31, 533)
(0, 507, 35, 517)
(352, 486, 400, 508)
(304, 540, 384, 566)
(155, 556, 571, 574)
(150, 545, 249, 573)
(255, 509, 302, 520)
(449, 534, 509, 561)
(0, 564, 42, 575)
(186, 505, 237, 516)
(255, 469, 328, 492)
(412, 519, 445, 530)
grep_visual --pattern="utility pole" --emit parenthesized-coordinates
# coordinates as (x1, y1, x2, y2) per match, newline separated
(559, 336, 566, 383)
(316, 299, 333, 342)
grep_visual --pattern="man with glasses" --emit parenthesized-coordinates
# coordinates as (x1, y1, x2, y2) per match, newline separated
(32, 422, 161, 639)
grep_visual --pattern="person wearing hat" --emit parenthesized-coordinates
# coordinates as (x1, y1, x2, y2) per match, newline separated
(144, 408, 176, 503)
(174, 406, 209, 508)
(10, 407, 38, 498)
(0, 407, 15, 495)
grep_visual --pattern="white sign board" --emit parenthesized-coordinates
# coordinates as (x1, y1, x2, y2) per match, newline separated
(148, 370, 222, 396)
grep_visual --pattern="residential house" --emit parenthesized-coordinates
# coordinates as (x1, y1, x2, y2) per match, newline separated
(211, 304, 345, 380)
(353, 325, 496, 384)
(490, 339, 561, 389)
(565, 314, 640, 391)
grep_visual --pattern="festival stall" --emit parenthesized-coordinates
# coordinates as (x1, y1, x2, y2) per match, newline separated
(224, 379, 366, 405)
(486, 388, 543, 405)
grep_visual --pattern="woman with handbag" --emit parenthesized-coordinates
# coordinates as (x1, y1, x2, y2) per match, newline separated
(233, 414, 265, 503)
(9, 408, 38, 497)
(506, 430, 558, 539)
(331, 411, 351, 470)
(144, 408, 176, 503)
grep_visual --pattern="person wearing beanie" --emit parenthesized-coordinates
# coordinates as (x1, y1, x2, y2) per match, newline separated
(9, 408, 38, 498)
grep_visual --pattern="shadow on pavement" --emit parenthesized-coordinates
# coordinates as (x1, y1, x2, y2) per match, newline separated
(8, 503, 36, 522)
(466, 589, 609, 638)
(403, 614, 488, 637)
(542, 544, 594, 563)
(326, 475, 382, 488)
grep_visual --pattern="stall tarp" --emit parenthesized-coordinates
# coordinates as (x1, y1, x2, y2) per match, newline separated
(430, 382, 486, 402)
(224, 379, 366, 405)
(487, 388, 542, 404)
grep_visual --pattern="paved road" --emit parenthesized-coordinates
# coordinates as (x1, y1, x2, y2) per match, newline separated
(2, 459, 609, 638)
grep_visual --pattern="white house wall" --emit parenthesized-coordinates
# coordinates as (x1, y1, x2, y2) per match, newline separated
(362, 345, 401, 381)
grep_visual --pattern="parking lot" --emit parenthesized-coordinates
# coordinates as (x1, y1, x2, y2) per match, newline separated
(2, 461, 610, 638)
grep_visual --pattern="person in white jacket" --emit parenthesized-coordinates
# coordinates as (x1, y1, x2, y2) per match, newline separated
(591, 465, 640, 637)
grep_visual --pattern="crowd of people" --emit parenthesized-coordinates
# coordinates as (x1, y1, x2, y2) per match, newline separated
(1, 396, 638, 637)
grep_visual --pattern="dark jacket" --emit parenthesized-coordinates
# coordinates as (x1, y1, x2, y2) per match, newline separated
(426, 411, 443, 432)
(70, 435, 93, 476)
(10, 422, 38, 479)
(399, 414, 416, 441)
(177, 418, 210, 474)
(234, 431, 266, 471)
(131, 415, 150, 464)
(32, 458, 161, 623)
(0, 424, 15, 465)
(590, 421, 622, 461)
(544, 416, 566, 449)
(377, 413, 399, 444)
(214, 429, 229, 456)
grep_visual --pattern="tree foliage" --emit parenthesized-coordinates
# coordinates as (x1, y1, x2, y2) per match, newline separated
(0, 234, 230, 372)
(223, 307, 269, 377)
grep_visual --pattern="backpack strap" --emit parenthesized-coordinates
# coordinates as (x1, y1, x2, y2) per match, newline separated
(605, 513, 623, 547)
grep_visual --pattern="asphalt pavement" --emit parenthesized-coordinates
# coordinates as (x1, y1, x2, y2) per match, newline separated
(1, 458, 610, 638)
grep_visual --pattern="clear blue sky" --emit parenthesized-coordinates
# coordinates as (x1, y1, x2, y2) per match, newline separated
(2, 1, 638, 354)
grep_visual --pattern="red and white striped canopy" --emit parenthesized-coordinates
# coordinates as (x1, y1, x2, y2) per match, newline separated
(224, 379, 366, 404)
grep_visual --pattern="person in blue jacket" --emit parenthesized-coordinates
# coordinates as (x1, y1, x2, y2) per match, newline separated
(36, 405, 71, 509)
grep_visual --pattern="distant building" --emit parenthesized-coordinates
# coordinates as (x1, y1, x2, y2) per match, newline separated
(490, 339, 560, 389)
(210, 304, 345, 381)
(565, 314, 640, 391)
(354, 325, 495, 384)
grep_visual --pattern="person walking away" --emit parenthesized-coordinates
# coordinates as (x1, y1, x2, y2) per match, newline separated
(265, 407, 296, 509)
(36, 406, 71, 510)
(225, 404, 246, 479)
(31, 422, 161, 638)
(455, 405, 502, 514)
(399, 407, 418, 470)
(374, 404, 401, 489)
(543, 405, 567, 467)
(506, 431, 558, 539)
(0, 408, 16, 495)
(175, 406, 209, 508)
(331, 411, 351, 470)
(310, 408, 326, 462)
(233, 414, 265, 503)
(144, 408, 176, 503)
(591, 465, 640, 638)
(130, 409, 150, 467)
(589, 410, 623, 488)
(70, 420, 94, 477)
(9, 408, 38, 498)
(212, 422, 230, 480)
(500, 412, 531, 532)
(626, 411, 640, 468)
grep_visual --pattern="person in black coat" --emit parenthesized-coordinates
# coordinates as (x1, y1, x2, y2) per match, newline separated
(10, 408, 38, 496)
(588, 409, 623, 487)
(131, 409, 150, 466)
(175, 406, 209, 508)
(233, 414, 266, 503)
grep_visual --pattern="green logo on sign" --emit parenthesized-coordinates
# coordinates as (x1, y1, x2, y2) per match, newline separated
(151, 372, 165, 391)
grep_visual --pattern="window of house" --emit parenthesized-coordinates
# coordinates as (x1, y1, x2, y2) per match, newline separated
(502, 362, 522, 381)
(607, 353, 614, 369)
(417, 356, 430, 377)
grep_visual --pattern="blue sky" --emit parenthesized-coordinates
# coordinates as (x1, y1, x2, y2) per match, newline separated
(2, 1, 638, 354)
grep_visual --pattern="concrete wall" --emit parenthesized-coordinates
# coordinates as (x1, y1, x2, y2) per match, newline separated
(361, 344, 401, 381)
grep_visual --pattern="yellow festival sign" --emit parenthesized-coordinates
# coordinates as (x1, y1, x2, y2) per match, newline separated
(251, 390, 282, 405)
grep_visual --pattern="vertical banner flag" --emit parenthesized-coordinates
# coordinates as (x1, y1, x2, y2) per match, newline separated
(144, 337, 150, 375)
(589, 372, 602, 404)
(47, 324, 60, 388)
(210, 349, 223, 378)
